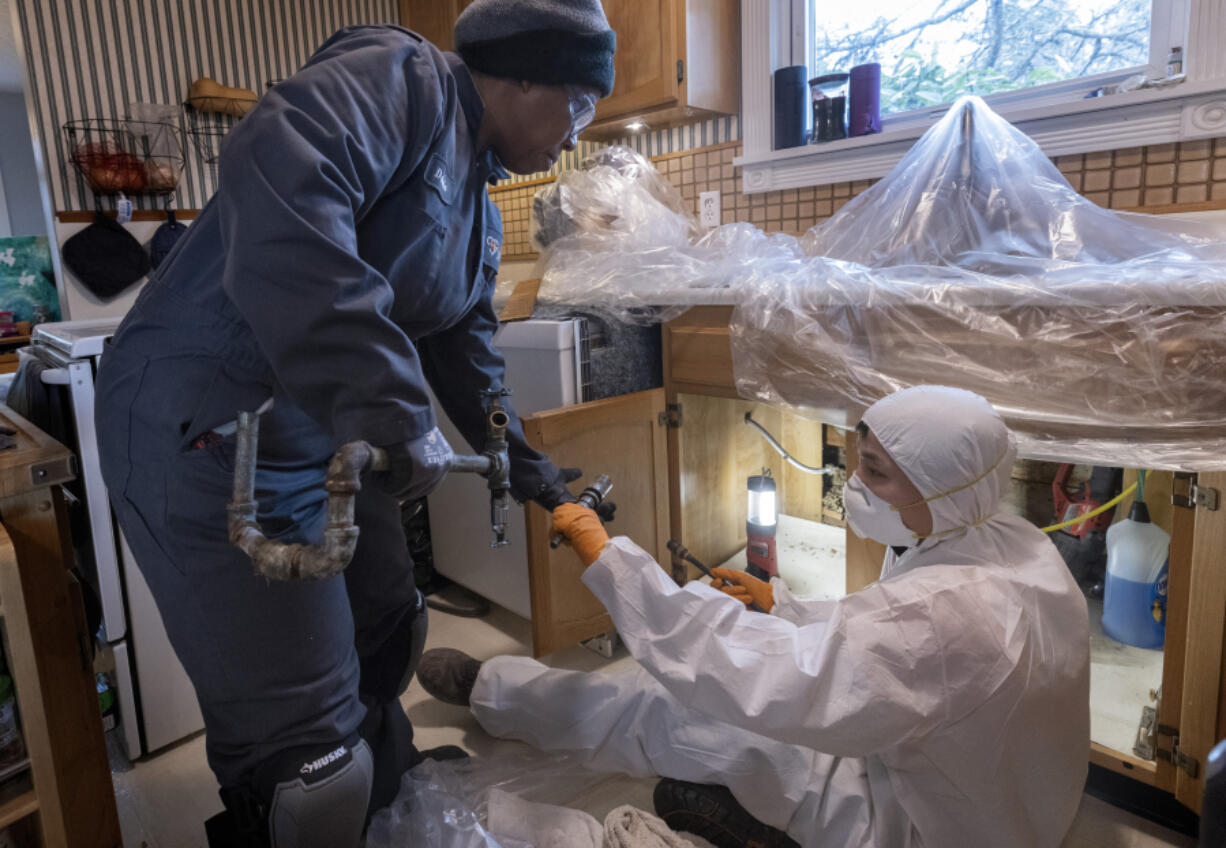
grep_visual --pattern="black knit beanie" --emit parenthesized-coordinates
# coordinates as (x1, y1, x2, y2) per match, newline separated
(454, 0, 616, 98)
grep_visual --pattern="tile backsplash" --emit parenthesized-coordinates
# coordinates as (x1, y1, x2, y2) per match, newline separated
(492, 137, 1226, 262)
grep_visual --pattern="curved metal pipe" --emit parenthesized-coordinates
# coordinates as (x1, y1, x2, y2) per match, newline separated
(227, 411, 391, 581)
(744, 412, 837, 475)
(228, 407, 512, 579)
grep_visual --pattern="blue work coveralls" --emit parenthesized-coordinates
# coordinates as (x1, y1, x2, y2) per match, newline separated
(94, 25, 563, 807)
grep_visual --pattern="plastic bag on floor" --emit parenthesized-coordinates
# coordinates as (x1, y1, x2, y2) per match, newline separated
(365, 749, 612, 848)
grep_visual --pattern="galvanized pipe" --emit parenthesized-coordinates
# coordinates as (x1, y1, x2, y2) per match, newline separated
(449, 454, 495, 475)
(482, 402, 511, 547)
(228, 412, 391, 581)
(228, 408, 509, 579)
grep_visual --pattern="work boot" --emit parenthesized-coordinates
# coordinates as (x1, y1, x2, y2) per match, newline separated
(652, 778, 800, 848)
(418, 744, 470, 762)
(415, 648, 482, 707)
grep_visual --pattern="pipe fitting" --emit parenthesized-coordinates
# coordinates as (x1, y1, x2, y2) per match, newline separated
(228, 410, 388, 581)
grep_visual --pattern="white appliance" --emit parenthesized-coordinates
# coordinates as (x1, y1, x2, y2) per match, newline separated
(428, 319, 589, 618)
(25, 319, 204, 760)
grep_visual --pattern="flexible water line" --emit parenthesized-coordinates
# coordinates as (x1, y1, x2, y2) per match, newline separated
(1040, 482, 1137, 534)
(743, 412, 838, 475)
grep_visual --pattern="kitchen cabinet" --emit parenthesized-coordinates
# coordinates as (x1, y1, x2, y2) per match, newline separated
(0, 405, 121, 846)
(397, 0, 475, 52)
(521, 303, 1226, 818)
(398, 0, 739, 137)
(588, 0, 740, 137)
(521, 390, 672, 656)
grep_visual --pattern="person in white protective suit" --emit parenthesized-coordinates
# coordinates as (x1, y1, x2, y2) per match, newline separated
(416, 385, 1091, 848)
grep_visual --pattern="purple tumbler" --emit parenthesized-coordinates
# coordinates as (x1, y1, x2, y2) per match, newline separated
(849, 63, 881, 137)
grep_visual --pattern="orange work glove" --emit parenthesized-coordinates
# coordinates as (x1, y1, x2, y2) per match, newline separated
(709, 568, 775, 613)
(551, 503, 610, 567)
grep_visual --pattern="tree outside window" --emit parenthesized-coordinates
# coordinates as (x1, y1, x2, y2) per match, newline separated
(809, 0, 1153, 115)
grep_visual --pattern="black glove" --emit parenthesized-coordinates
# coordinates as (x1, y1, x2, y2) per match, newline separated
(377, 427, 454, 502)
(538, 467, 617, 522)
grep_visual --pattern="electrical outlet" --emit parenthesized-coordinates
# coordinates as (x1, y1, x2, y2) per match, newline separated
(699, 190, 721, 228)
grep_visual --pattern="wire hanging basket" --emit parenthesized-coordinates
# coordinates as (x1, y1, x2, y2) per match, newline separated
(63, 116, 185, 195)
(182, 79, 279, 166)
(181, 102, 242, 166)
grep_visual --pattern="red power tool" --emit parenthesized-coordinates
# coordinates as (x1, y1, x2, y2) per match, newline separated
(1052, 464, 1118, 537)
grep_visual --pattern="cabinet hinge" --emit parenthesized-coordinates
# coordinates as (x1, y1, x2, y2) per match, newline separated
(658, 403, 683, 429)
(677, 59, 685, 84)
(1155, 723, 1200, 777)
(1133, 705, 1157, 760)
(1172, 472, 1219, 511)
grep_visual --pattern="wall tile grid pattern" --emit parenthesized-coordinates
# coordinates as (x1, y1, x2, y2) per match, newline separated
(493, 137, 1226, 260)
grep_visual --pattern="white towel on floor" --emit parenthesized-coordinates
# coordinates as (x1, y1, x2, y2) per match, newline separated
(486, 788, 603, 848)
(603, 805, 698, 848)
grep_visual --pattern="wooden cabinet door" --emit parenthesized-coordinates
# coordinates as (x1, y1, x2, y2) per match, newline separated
(398, 0, 474, 51)
(1172, 470, 1226, 813)
(521, 389, 671, 657)
(596, 0, 682, 121)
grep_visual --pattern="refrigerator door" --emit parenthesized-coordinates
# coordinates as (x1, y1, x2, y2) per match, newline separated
(67, 357, 127, 643)
(428, 320, 581, 618)
(111, 640, 143, 761)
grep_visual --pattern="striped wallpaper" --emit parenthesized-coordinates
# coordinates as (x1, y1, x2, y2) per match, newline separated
(14, 0, 399, 211)
(14, 0, 742, 206)
(608, 114, 742, 160)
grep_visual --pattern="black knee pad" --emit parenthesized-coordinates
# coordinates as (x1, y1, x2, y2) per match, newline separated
(215, 734, 374, 848)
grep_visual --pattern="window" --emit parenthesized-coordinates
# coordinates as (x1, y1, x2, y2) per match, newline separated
(808, 0, 1156, 116)
(738, 0, 1226, 192)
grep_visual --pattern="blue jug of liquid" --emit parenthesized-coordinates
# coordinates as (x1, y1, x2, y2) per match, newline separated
(1102, 501, 1168, 649)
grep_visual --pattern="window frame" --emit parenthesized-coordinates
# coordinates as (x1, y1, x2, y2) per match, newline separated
(737, 0, 1226, 194)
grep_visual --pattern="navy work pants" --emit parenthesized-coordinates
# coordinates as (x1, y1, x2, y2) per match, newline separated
(96, 342, 425, 808)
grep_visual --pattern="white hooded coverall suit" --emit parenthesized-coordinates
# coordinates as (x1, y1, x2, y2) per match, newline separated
(470, 387, 1091, 848)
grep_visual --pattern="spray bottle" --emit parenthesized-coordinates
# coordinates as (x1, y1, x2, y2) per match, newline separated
(1102, 471, 1169, 649)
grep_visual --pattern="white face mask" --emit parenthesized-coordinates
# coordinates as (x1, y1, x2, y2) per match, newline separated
(842, 474, 918, 547)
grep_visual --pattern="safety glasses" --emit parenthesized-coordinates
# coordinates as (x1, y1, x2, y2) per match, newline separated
(565, 85, 599, 140)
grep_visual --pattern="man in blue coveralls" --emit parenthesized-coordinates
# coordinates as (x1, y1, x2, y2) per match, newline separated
(94, 2, 616, 845)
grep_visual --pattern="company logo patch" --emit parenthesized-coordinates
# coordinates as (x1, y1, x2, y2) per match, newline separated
(486, 235, 501, 260)
(299, 745, 348, 775)
(424, 153, 453, 202)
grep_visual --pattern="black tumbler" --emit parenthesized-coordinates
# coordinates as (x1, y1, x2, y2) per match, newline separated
(773, 65, 808, 149)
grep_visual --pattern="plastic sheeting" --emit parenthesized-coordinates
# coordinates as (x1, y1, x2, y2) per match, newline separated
(531, 146, 698, 252)
(533, 146, 717, 322)
(365, 750, 612, 848)
(532, 97, 1226, 469)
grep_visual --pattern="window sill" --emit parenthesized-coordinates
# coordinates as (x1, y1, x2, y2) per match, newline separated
(735, 78, 1226, 193)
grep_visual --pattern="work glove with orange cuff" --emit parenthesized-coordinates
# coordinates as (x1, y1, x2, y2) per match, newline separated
(551, 503, 610, 567)
(710, 568, 775, 613)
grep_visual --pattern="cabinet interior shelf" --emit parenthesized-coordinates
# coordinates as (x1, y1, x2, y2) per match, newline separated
(0, 787, 38, 830)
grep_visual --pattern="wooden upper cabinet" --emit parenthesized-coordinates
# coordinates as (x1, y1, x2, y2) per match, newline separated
(398, 0, 474, 52)
(597, 0, 681, 120)
(400, 0, 740, 138)
(589, 0, 740, 137)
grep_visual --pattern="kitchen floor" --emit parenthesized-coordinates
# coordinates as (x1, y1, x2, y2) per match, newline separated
(1087, 596, 1166, 756)
(110, 587, 1198, 848)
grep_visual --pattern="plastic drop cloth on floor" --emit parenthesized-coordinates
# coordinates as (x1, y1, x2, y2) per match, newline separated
(531, 97, 1226, 470)
(366, 749, 705, 848)
(366, 751, 600, 848)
